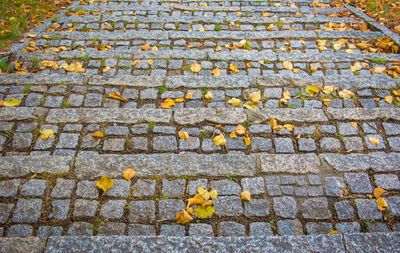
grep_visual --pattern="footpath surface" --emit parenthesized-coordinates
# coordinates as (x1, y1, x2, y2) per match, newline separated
(0, 0, 400, 251)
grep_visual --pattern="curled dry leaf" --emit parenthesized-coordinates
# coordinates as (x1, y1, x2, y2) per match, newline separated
(40, 129, 55, 140)
(310, 65, 318, 72)
(176, 210, 193, 224)
(305, 85, 320, 96)
(338, 89, 354, 99)
(328, 231, 339, 235)
(109, 92, 128, 102)
(229, 64, 239, 73)
(186, 194, 213, 210)
(178, 131, 189, 139)
(373, 67, 386, 74)
(96, 176, 114, 193)
(161, 98, 175, 109)
(350, 62, 362, 72)
(228, 98, 241, 107)
(374, 188, 385, 199)
(376, 197, 388, 211)
(235, 125, 246, 135)
(190, 63, 202, 73)
(142, 43, 150, 51)
(282, 61, 293, 70)
(243, 136, 251, 146)
(197, 186, 210, 200)
(241, 191, 251, 201)
(92, 131, 104, 138)
(123, 168, 136, 180)
(204, 91, 213, 100)
(322, 99, 331, 105)
(212, 67, 220, 76)
(269, 118, 278, 128)
(248, 91, 261, 103)
(384, 96, 393, 104)
(103, 65, 111, 73)
(213, 134, 226, 146)
(368, 137, 380, 146)
(230, 131, 237, 138)
(246, 62, 252, 68)
(284, 124, 295, 131)
(147, 59, 153, 65)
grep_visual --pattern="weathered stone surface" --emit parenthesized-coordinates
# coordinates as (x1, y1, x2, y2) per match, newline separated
(259, 154, 323, 173)
(0, 237, 42, 253)
(75, 153, 256, 179)
(246, 108, 328, 123)
(0, 107, 35, 121)
(166, 76, 250, 88)
(89, 75, 163, 87)
(345, 232, 400, 253)
(173, 108, 247, 125)
(327, 108, 400, 121)
(0, 155, 72, 177)
(46, 108, 172, 123)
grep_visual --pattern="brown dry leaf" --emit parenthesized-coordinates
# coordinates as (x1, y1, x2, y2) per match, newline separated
(229, 64, 239, 74)
(41, 60, 58, 70)
(296, 134, 301, 140)
(368, 137, 380, 146)
(328, 231, 339, 235)
(338, 90, 354, 99)
(92, 131, 104, 138)
(176, 210, 193, 224)
(197, 186, 210, 200)
(178, 131, 189, 139)
(282, 61, 293, 70)
(384, 96, 393, 104)
(161, 98, 175, 109)
(243, 136, 251, 146)
(212, 67, 220, 76)
(40, 129, 55, 140)
(284, 124, 295, 131)
(236, 125, 246, 135)
(190, 63, 202, 73)
(29, 39, 36, 48)
(280, 90, 291, 104)
(109, 92, 128, 102)
(269, 118, 278, 128)
(142, 43, 150, 51)
(236, 11, 242, 17)
(376, 197, 388, 211)
(185, 93, 194, 99)
(393, 90, 400, 96)
(241, 191, 251, 201)
(243, 101, 258, 109)
(96, 176, 114, 193)
(350, 62, 362, 72)
(213, 134, 226, 146)
(215, 45, 222, 51)
(374, 188, 385, 199)
(228, 98, 241, 107)
(123, 168, 136, 180)
(273, 125, 283, 131)
(350, 122, 358, 128)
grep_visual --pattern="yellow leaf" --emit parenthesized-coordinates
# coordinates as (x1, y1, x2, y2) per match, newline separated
(282, 90, 291, 100)
(273, 125, 283, 131)
(186, 194, 213, 210)
(151, 46, 158, 51)
(194, 205, 215, 218)
(246, 62, 252, 68)
(243, 102, 258, 109)
(236, 11, 242, 17)
(284, 124, 295, 131)
(161, 98, 175, 109)
(209, 189, 218, 199)
(142, 43, 150, 51)
(41, 60, 58, 70)
(368, 137, 379, 145)
(248, 91, 261, 103)
(333, 43, 342, 50)
(229, 64, 239, 73)
(4, 98, 20, 107)
(96, 176, 114, 193)
(132, 60, 139, 66)
(328, 231, 339, 235)
(175, 97, 184, 103)
(26, 33, 37, 38)
(213, 134, 226, 146)
(384, 96, 393, 104)
(322, 85, 334, 94)
(190, 63, 202, 73)
(230, 131, 237, 138)
(293, 68, 300, 73)
(199, 27, 205, 32)
(185, 93, 194, 99)
(241, 191, 251, 201)
(373, 67, 386, 74)
(350, 62, 362, 72)
(374, 188, 385, 199)
(103, 65, 111, 73)
(178, 131, 189, 139)
(176, 210, 193, 224)
(92, 131, 104, 138)
(40, 129, 55, 140)
(228, 98, 241, 107)
(204, 91, 213, 99)
(236, 125, 246, 135)
(338, 90, 354, 99)
(376, 197, 388, 211)
(282, 61, 293, 70)
(322, 99, 331, 105)
(215, 45, 222, 51)
(310, 65, 318, 72)
(197, 186, 210, 200)
(269, 118, 278, 128)
(147, 59, 153, 65)
(243, 136, 251, 146)
(123, 168, 136, 180)
(109, 91, 128, 102)
(392, 90, 400, 96)
(305, 85, 321, 96)
(212, 67, 220, 76)
(350, 122, 357, 128)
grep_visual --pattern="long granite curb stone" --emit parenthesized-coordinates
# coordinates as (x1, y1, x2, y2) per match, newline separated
(0, 107, 35, 121)
(345, 232, 400, 253)
(88, 75, 164, 87)
(0, 155, 72, 177)
(245, 108, 328, 123)
(326, 108, 400, 120)
(166, 76, 251, 88)
(0, 237, 42, 253)
(75, 153, 256, 179)
(173, 108, 247, 125)
(259, 154, 323, 174)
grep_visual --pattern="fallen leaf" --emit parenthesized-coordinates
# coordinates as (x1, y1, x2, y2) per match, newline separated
(147, 59, 153, 65)
(243, 136, 251, 146)
(373, 67, 386, 74)
(178, 131, 189, 139)
(190, 63, 202, 73)
(310, 65, 318, 72)
(374, 188, 385, 199)
(246, 62, 252, 68)
(305, 85, 320, 96)
(197, 186, 210, 200)
(142, 43, 150, 51)
(194, 205, 215, 218)
(41, 60, 58, 70)
(123, 168, 136, 180)
(209, 189, 218, 199)
(322, 99, 331, 105)
(186, 194, 213, 210)
(328, 231, 339, 235)
(280, 90, 291, 104)
(215, 45, 222, 51)
(338, 90, 354, 99)
(282, 61, 293, 70)
(204, 91, 213, 99)
(212, 67, 220, 76)
(284, 124, 295, 131)
(333, 43, 342, 50)
(40, 129, 55, 140)
(176, 210, 193, 224)
(228, 98, 241, 107)
(230, 131, 237, 138)
(241, 191, 251, 201)
(350, 62, 362, 72)
(103, 65, 111, 73)
(393, 90, 400, 96)
(96, 176, 114, 193)
(368, 137, 380, 146)
(92, 131, 104, 138)
(229, 64, 239, 73)
(185, 93, 194, 99)
(199, 27, 205, 32)
(152, 46, 158, 51)
(213, 134, 226, 146)
(4, 98, 21, 107)
(236, 125, 246, 135)
(161, 98, 175, 109)
(322, 86, 335, 94)
(175, 97, 184, 103)
(350, 122, 358, 128)
(269, 118, 278, 128)
(132, 60, 139, 66)
(243, 102, 258, 109)
(248, 91, 261, 103)
(109, 91, 128, 102)
(384, 96, 393, 104)
(376, 197, 388, 211)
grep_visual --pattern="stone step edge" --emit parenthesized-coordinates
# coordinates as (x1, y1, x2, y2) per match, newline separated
(1, 232, 399, 253)
(0, 73, 397, 90)
(1, 152, 399, 179)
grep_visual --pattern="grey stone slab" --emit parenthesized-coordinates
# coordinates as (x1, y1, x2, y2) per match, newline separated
(325, 177, 346, 197)
(162, 179, 186, 198)
(98, 222, 126, 236)
(46, 108, 172, 123)
(0, 203, 13, 224)
(259, 154, 323, 174)
(344, 232, 400, 253)
(129, 201, 155, 223)
(153, 136, 177, 151)
(0, 179, 20, 197)
(132, 179, 156, 197)
(214, 196, 243, 216)
(76, 181, 98, 199)
(246, 108, 328, 123)
(89, 75, 163, 87)
(244, 199, 270, 217)
(302, 198, 331, 219)
(67, 222, 93, 236)
(345, 173, 373, 194)
(7, 225, 33, 237)
(75, 153, 256, 179)
(105, 179, 131, 198)
(335, 201, 355, 220)
(219, 221, 245, 236)
(241, 177, 264, 194)
(0, 155, 72, 177)
(189, 224, 214, 236)
(0, 237, 42, 253)
(159, 199, 185, 220)
(160, 225, 185, 236)
(128, 224, 156, 236)
(0, 107, 35, 121)
(166, 76, 250, 88)
(306, 222, 333, 235)
(327, 108, 400, 121)
(355, 199, 382, 220)
(20, 179, 46, 196)
(277, 219, 304, 236)
(174, 108, 247, 125)
(12, 199, 42, 223)
(49, 200, 70, 220)
(73, 199, 98, 217)
(100, 200, 126, 219)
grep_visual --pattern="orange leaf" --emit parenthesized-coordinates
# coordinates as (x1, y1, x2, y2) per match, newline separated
(123, 168, 136, 180)
(373, 188, 385, 199)
(176, 210, 193, 224)
(109, 92, 128, 102)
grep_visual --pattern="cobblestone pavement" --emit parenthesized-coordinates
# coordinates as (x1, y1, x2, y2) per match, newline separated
(0, 0, 399, 241)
